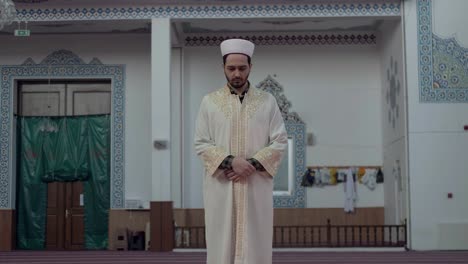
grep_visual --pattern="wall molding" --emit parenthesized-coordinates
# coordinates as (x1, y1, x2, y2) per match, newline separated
(15, 1, 401, 21)
(0, 49, 126, 209)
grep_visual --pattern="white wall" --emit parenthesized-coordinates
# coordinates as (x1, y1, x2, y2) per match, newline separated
(0, 34, 153, 207)
(183, 43, 384, 209)
(433, 0, 468, 46)
(405, 0, 468, 250)
(183, 47, 222, 209)
(378, 20, 407, 225)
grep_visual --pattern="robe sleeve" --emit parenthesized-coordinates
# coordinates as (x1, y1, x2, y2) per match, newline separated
(194, 96, 229, 177)
(252, 96, 288, 177)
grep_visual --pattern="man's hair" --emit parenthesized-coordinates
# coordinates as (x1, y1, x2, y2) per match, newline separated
(223, 53, 251, 65)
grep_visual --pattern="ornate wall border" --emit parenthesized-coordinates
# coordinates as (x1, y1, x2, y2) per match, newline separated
(15, 1, 401, 21)
(257, 75, 306, 208)
(418, 0, 468, 102)
(185, 32, 377, 46)
(0, 50, 125, 209)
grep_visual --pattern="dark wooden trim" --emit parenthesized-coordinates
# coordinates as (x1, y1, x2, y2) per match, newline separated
(274, 207, 385, 226)
(150, 202, 162, 251)
(0, 209, 15, 251)
(161, 202, 174, 251)
(173, 207, 385, 227)
(150, 201, 174, 252)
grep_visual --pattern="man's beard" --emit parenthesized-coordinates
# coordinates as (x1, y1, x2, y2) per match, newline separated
(226, 74, 249, 89)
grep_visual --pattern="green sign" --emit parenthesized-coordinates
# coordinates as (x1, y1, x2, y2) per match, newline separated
(14, 29, 31, 37)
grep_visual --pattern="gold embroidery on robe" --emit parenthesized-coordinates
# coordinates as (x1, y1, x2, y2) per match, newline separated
(253, 147, 283, 177)
(207, 86, 233, 119)
(244, 88, 267, 119)
(201, 146, 228, 177)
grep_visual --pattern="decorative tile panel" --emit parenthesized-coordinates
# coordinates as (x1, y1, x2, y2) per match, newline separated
(185, 33, 377, 46)
(418, 0, 468, 102)
(432, 35, 468, 90)
(386, 56, 401, 129)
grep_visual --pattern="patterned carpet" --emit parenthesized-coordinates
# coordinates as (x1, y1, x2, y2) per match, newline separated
(1, 250, 468, 264)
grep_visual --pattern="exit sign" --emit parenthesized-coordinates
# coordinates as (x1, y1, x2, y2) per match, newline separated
(14, 29, 30, 37)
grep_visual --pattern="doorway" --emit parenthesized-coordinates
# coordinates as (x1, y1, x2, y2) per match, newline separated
(46, 181, 84, 250)
(16, 80, 111, 250)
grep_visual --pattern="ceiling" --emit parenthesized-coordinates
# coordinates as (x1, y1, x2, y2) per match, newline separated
(179, 17, 383, 34)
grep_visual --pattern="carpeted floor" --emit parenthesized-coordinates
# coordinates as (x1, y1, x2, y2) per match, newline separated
(1, 250, 468, 264)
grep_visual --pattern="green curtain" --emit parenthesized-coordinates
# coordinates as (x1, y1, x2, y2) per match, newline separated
(83, 116, 110, 249)
(41, 118, 90, 182)
(16, 118, 48, 249)
(16, 115, 110, 250)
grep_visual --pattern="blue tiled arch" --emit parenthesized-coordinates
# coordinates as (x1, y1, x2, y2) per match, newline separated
(257, 75, 306, 208)
(0, 50, 125, 209)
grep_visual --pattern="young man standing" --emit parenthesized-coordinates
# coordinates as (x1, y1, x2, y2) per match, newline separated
(194, 38, 287, 264)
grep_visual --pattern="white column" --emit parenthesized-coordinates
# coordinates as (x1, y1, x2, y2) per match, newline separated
(170, 48, 183, 208)
(151, 18, 171, 201)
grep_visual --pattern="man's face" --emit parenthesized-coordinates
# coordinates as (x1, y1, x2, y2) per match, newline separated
(224, 54, 251, 89)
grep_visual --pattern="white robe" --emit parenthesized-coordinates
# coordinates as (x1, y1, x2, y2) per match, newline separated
(194, 85, 288, 264)
(344, 168, 357, 213)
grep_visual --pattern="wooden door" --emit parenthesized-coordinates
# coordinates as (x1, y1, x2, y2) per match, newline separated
(45, 182, 84, 250)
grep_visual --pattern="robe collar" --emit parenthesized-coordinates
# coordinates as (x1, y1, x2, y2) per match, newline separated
(227, 81, 250, 102)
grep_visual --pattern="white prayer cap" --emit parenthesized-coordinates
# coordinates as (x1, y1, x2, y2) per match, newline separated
(220, 38, 255, 58)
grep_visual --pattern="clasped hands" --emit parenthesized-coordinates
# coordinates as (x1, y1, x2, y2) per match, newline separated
(225, 157, 256, 182)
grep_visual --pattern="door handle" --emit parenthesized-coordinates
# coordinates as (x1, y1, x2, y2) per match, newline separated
(65, 209, 69, 218)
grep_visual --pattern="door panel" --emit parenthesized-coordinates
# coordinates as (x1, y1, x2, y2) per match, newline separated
(20, 84, 66, 116)
(45, 182, 65, 250)
(67, 84, 111, 115)
(66, 182, 85, 250)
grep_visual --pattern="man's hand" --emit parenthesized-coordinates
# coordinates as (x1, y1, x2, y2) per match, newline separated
(225, 169, 242, 182)
(232, 157, 256, 178)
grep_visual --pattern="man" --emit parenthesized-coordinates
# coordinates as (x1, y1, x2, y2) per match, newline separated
(194, 38, 288, 264)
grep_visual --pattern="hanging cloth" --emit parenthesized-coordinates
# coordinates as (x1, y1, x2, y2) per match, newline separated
(16, 115, 110, 249)
(344, 167, 357, 213)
